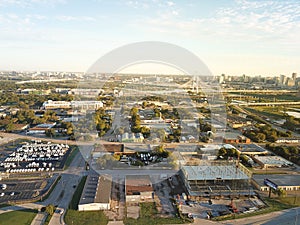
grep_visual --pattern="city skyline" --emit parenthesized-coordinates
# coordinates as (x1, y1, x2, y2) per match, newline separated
(0, 0, 300, 76)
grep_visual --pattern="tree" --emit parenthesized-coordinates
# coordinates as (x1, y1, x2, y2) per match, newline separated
(45, 204, 55, 216)
(256, 133, 266, 142)
(130, 107, 139, 116)
(84, 135, 94, 141)
(5, 123, 15, 132)
(141, 126, 150, 138)
(45, 128, 55, 137)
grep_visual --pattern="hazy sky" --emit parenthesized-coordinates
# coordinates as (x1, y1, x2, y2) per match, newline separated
(0, 0, 299, 76)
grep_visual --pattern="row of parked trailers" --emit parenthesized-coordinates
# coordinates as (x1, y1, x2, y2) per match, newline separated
(6, 167, 55, 173)
(1, 142, 69, 173)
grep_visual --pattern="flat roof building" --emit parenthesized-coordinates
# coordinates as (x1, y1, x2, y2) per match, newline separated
(125, 175, 153, 203)
(234, 144, 268, 156)
(223, 132, 250, 144)
(78, 174, 112, 211)
(252, 174, 300, 192)
(253, 155, 294, 169)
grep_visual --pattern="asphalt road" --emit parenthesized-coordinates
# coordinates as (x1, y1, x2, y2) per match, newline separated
(223, 207, 300, 225)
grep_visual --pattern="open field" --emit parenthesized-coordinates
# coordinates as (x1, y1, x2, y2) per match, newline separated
(124, 202, 191, 225)
(64, 210, 109, 225)
(244, 106, 285, 120)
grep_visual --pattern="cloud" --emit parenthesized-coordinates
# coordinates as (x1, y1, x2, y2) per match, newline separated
(0, 0, 66, 7)
(137, 0, 300, 46)
(56, 15, 96, 22)
(167, 1, 174, 7)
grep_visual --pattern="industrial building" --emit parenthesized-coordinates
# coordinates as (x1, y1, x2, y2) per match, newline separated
(252, 174, 300, 191)
(253, 155, 294, 169)
(78, 174, 112, 211)
(125, 175, 153, 203)
(180, 161, 253, 198)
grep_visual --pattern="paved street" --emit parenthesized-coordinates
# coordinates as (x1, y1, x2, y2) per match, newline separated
(223, 207, 300, 225)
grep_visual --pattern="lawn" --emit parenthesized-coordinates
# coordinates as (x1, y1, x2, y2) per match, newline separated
(64, 210, 108, 225)
(64, 146, 79, 169)
(0, 209, 37, 225)
(68, 176, 87, 210)
(245, 106, 284, 120)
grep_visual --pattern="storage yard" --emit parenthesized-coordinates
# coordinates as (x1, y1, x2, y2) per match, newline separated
(0, 140, 69, 173)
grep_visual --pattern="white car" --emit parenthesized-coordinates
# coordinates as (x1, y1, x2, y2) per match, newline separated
(0, 193, 5, 197)
(10, 192, 15, 196)
(59, 209, 64, 215)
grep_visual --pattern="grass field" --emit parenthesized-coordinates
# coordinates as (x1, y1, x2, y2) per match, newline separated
(68, 176, 87, 210)
(64, 146, 79, 169)
(64, 210, 109, 225)
(0, 209, 37, 225)
(245, 106, 285, 120)
(124, 202, 190, 225)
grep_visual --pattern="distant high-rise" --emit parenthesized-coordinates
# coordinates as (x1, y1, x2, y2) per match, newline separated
(279, 74, 286, 85)
(219, 74, 225, 84)
(292, 73, 297, 81)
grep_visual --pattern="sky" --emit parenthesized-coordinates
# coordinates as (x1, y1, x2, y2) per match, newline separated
(0, 0, 300, 76)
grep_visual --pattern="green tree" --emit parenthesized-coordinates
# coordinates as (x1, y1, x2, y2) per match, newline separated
(45, 128, 56, 137)
(45, 204, 55, 216)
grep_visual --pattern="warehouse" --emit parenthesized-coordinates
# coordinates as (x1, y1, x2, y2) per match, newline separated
(78, 174, 112, 211)
(252, 174, 300, 191)
(125, 175, 153, 203)
(253, 155, 294, 169)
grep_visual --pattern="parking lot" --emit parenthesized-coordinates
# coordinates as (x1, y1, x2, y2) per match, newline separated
(0, 177, 55, 204)
(179, 196, 266, 219)
(0, 140, 70, 173)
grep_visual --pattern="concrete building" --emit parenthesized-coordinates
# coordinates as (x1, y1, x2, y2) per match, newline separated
(71, 101, 103, 110)
(71, 88, 103, 98)
(78, 174, 112, 211)
(252, 174, 300, 191)
(42, 100, 103, 110)
(42, 100, 71, 110)
(125, 175, 153, 203)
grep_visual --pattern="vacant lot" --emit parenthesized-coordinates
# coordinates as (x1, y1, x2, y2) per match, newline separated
(64, 210, 109, 225)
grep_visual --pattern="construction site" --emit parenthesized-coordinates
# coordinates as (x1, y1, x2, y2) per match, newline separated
(179, 161, 254, 199)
